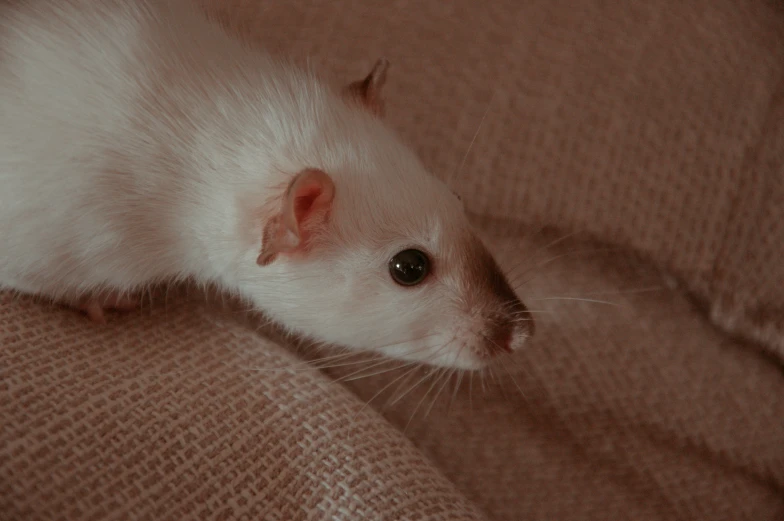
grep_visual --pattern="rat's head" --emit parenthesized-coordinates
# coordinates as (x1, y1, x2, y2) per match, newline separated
(242, 59, 534, 370)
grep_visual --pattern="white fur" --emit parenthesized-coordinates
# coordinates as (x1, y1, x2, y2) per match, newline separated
(0, 0, 530, 369)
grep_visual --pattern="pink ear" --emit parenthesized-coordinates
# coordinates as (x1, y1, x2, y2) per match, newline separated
(257, 169, 335, 266)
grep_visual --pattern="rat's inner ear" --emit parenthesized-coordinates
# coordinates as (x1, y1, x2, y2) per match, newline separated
(343, 58, 389, 118)
(257, 169, 335, 266)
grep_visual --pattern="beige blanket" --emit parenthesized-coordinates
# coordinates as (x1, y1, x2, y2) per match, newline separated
(2, 0, 783, 519)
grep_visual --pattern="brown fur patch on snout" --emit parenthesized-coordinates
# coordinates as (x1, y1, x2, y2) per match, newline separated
(460, 235, 535, 356)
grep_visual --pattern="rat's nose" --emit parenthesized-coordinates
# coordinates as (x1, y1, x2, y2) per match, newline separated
(487, 325, 514, 354)
(484, 299, 535, 357)
(511, 297, 535, 338)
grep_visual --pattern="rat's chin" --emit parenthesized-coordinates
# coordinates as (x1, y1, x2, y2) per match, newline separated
(374, 338, 498, 371)
(434, 354, 489, 371)
(438, 328, 532, 371)
(358, 322, 533, 371)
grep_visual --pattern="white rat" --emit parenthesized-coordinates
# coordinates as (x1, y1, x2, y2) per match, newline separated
(0, 0, 533, 370)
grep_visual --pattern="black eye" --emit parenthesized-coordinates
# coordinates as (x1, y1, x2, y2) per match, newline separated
(388, 249, 430, 286)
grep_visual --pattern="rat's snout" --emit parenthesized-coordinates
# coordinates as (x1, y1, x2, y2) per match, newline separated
(457, 236, 536, 367)
(487, 323, 514, 353)
(483, 297, 535, 357)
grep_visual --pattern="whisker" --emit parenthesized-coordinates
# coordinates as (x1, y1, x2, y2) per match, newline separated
(531, 229, 584, 259)
(468, 371, 474, 412)
(308, 333, 448, 376)
(510, 247, 623, 287)
(424, 368, 454, 419)
(497, 229, 583, 280)
(352, 363, 421, 420)
(488, 365, 509, 403)
(381, 365, 421, 412)
(448, 369, 465, 414)
(332, 357, 400, 382)
(388, 368, 438, 408)
(245, 350, 362, 373)
(493, 223, 549, 261)
(450, 93, 495, 185)
(362, 332, 444, 356)
(544, 286, 665, 297)
(403, 368, 446, 434)
(529, 296, 623, 307)
(305, 350, 368, 365)
(338, 360, 408, 383)
(500, 361, 528, 401)
(510, 316, 537, 322)
(378, 335, 459, 411)
(444, 336, 469, 415)
(245, 331, 441, 375)
(295, 358, 385, 373)
(487, 364, 500, 386)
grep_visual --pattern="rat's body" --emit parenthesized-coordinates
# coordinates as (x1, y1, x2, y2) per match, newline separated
(0, 0, 533, 369)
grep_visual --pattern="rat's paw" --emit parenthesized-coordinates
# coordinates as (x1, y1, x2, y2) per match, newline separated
(75, 291, 140, 324)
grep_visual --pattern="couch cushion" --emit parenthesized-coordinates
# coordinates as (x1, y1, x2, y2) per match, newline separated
(0, 291, 488, 521)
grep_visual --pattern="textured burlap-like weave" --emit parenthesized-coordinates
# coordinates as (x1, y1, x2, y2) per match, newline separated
(2, 0, 784, 520)
(0, 290, 488, 521)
